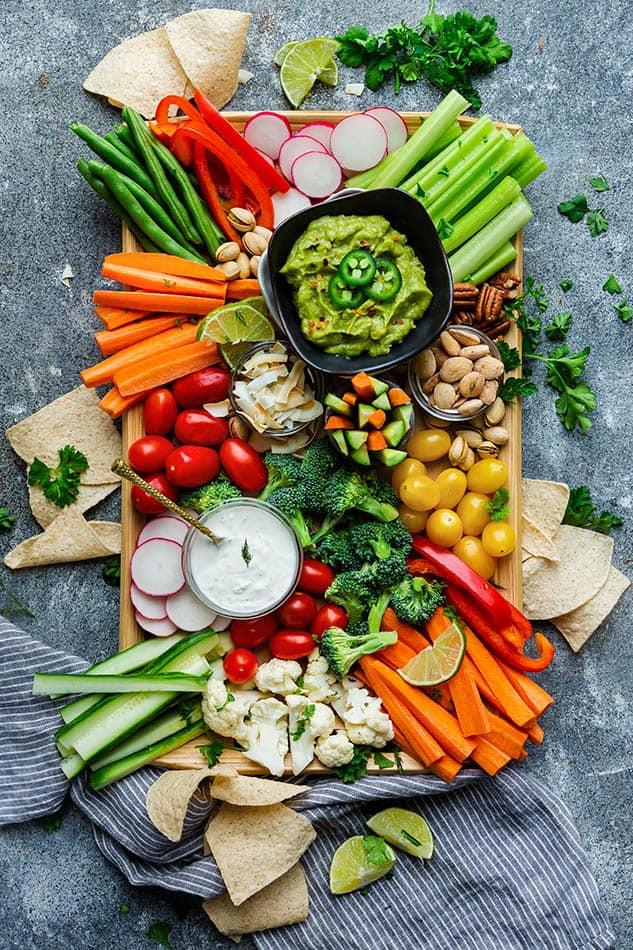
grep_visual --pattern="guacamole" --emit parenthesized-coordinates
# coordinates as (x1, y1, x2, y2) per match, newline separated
(280, 214, 433, 358)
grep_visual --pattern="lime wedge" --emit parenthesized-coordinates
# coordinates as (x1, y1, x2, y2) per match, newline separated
(329, 835, 396, 895)
(279, 38, 340, 108)
(197, 299, 275, 369)
(320, 59, 339, 88)
(273, 41, 299, 67)
(398, 622, 466, 687)
(366, 808, 434, 860)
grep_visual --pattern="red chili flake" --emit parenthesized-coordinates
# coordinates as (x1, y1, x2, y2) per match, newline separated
(310, 281, 318, 288)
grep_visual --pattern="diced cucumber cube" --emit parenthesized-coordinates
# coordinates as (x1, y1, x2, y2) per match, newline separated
(345, 429, 369, 450)
(350, 445, 372, 466)
(330, 429, 349, 456)
(374, 448, 409, 467)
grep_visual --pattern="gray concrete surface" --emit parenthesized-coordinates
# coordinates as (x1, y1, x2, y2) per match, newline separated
(1, 0, 631, 947)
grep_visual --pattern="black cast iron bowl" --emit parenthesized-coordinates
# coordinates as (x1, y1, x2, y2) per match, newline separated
(258, 187, 453, 377)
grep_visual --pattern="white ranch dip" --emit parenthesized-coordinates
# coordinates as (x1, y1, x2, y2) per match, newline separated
(183, 499, 302, 619)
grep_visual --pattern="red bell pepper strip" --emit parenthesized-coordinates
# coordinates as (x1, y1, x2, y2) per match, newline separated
(193, 144, 242, 244)
(508, 602, 533, 642)
(155, 95, 203, 127)
(193, 89, 290, 193)
(411, 535, 512, 625)
(445, 583, 555, 672)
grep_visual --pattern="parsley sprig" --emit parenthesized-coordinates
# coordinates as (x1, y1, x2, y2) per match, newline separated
(545, 312, 572, 342)
(486, 488, 510, 522)
(0, 507, 16, 531)
(147, 921, 172, 948)
(102, 555, 120, 587)
(28, 445, 88, 508)
(557, 175, 611, 238)
(290, 703, 315, 741)
(562, 487, 623, 535)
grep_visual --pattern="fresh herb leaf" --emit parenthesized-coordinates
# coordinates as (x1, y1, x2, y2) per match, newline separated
(557, 194, 589, 223)
(562, 487, 623, 535)
(40, 812, 62, 830)
(497, 377, 538, 403)
(586, 208, 608, 237)
(373, 750, 394, 769)
(331, 744, 373, 783)
(178, 697, 200, 728)
(102, 554, 120, 587)
(545, 312, 572, 342)
(437, 218, 453, 239)
(120, 904, 130, 915)
(496, 340, 521, 371)
(559, 279, 573, 292)
(0, 578, 35, 618)
(28, 445, 89, 508)
(401, 829, 422, 847)
(198, 740, 225, 767)
(241, 539, 252, 567)
(415, 183, 426, 198)
(147, 921, 172, 948)
(290, 703, 315, 741)
(486, 488, 510, 522)
(362, 835, 393, 866)
(0, 507, 15, 531)
(359, 885, 371, 895)
(526, 345, 596, 433)
(438, 166, 450, 178)
(602, 274, 621, 295)
(614, 299, 633, 323)
(589, 174, 611, 192)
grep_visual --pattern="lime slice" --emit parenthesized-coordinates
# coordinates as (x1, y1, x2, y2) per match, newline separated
(273, 41, 299, 67)
(319, 59, 339, 88)
(197, 299, 275, 369)
(279, 38, 340, 108)
(398, 622, 466, 686)
(366, 808, 434, 860)
(329, 835, 396, 895)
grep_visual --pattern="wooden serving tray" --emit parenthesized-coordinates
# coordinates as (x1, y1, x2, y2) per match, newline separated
(117, 110, 524, 772)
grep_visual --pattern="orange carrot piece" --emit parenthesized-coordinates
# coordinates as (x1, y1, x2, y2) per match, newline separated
(102, 263, 226, 298)
(464, 625, 536, 729)
(470, 737, 511, 776)
(380, 608, 453, 711)
(114, 341, 219, 397)
(95, 315, 186, 356)
(95, 306, 152, 330)
(98, 386, 149, 419)
(93, 290, 227, 315)
(497, 660, 554, 718)
(431, 754, 463, 783)
(350, 372, 375, 401)
(342, 391, 358, 406)
(103, 252, 227, 283)
(367, 431, 388, 451)
(324, 415, 355, 430)
(367, 408, 386, 429)
(484, 710, 528, 759)
(388, 388, 411, 407)
(82, 323, 199, 388)
(374, 640, 416, 669)
(226, 279, 260, 300)
(517, 748, 528, 760)
(527, 722, 545, 745)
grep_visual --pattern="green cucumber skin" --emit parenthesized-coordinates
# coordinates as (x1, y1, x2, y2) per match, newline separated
(60, 752, 86, 780)
(89, 701, 203, 770)
(89, 721, 207, 789)
(34, 672, 208, 696)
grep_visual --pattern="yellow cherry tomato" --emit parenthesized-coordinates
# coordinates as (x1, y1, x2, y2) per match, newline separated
(399, 475, 441, 512)
(466, 458, 508, 494)
(481, 521, 516, 557)
(452, 536, 496, 580)
(407, 428, 452, 463)
(399, 504, 428, 533)
(392, 457, 427, 493)
(426, 508, 464, 548)
(456, 492, 491, 536)
(435, 468, 468, 509)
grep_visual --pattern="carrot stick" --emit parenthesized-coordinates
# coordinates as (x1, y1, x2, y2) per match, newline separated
(484, 710, 528, 759)
(497, 660, 554, 718)
(527, 722, 545, 745)
(93, 290, 227, 315)
(95, 306, 152, 330)
(114, 341, 219, 396)
(359, 656, 476, 763)
(95, 315, 187, 356)
(226, 279, 260, 300)
(374, 640, 416, 669)
(470, 737, 511, 776)
(463, 624, 536, 729)
(103, 252, 227, 283)
(82, 323, 199, 388)
(98, 386, 149, 419)
(380, 608, 453, 711)
(101, 263, 226, 298)
(431, 754, 463, 783)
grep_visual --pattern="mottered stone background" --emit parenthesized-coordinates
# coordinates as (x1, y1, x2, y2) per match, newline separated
(1, 1, 631, 947)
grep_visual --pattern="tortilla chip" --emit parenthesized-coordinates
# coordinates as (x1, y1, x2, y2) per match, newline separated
(4, 510, 120, 570)
(522, 525, 613, 619)
(7, 386, 121, 486)
(521, 478, 570, 540)
(521, 515, 560, 561)
(552, 566, 630, 652)
(146, 768, 214, 842)
(28, 480, 119, 529)
(210, 774, 311, 807)
(165, 9, 251, 109)
(203, 863, 309, 937)
(205, 802, 315, 906)
(83, 27, 191, 119)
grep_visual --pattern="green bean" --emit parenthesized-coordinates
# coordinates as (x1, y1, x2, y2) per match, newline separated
(70, 121, 159, 200)
(114, 123, 141, 157)
(103, 131, 139, 164)
(122, 107, 201, 246)
(76, 160, 161, 254)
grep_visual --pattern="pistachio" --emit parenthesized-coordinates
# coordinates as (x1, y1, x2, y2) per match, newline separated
(439, 356, 473, 383)
(432, 381, 458, 409)
(228, 414, 250, 440)
(459, 344, 490, 360)
(242, 231, 269, 256)
(474, 355, 505, 379)
(484, 396, 506, 425)
(440, 330, 462, 356)
(236, 252, 251, 279)
(253, 225, 273, 242)
(217, 260, 241, 280)
(458, 398, 484, 416)
(449, 327, 480, 346)
(216, 241, 241, 262)
(458, 371, 485, 398)
(422, 371, 441, 395)
(455, 428, 483, 448)
(448, 435, 468, 466)
(415, 348, 436, 380)
(228, 207, 257, 232)
(480, 380, 499, 405)
(477, 440, 500, 459)
(249, 255, 261, 277)
(460, 446, 477, 471)
(483, 425, 509, 446)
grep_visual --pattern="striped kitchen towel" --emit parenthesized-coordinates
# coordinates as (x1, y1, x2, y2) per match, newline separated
(0, 615, 615, 949)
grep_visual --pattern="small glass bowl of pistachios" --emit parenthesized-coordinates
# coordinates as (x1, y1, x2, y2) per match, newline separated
(408, 325, 505, 423)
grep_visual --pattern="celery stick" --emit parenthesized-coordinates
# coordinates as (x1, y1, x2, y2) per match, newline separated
(511, 154, 548, 189)
(371, 90, 469, 189)
(419, 121, 463, 161)
(416, 131, 505, 206)
(401, 116, 495, 193)
(442, 178, 522, 254)
(449, 195, 533, 282)
(467, 241, 518, 285)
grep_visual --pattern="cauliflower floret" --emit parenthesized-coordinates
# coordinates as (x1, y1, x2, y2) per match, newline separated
(315, 730, 355, 768)
(287, 695, 336, 775)
(302, 647, 339, 702)
(338, 687, 394, 748)
(242, 697, 289, 777)
(201, 680, 259, 744)
(255, 658, 303, 695)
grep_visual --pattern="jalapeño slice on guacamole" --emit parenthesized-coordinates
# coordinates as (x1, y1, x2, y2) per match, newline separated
(280, 214, 432, 359)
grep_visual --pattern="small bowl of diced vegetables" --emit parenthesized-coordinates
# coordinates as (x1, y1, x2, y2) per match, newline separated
(324, 371, 414, 468)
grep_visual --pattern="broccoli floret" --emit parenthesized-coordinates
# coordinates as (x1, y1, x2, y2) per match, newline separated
(316, 530, 362, 572)
(264, 482, 313, 549)
(258, 453, 301, 502)
(390, 574, 446, 626)
(180, 473, 241, 512)
(364, 470, 400, 508)
(350, 520, 412, 562)
(370, 551, 408, 591)
(323, 470, 399, 524)
(324, 569, 375, 624)
(299, 438, 339, 512)
(320, 625, 397, 677)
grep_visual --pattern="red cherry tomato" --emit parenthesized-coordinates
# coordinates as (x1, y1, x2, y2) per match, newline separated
(277, 592, 317, 629)
(143, 388, 178, 435)
(172, 366, 230, 409)
(128, 435, 174, 474)
(223, 647, 258, 684)
(165, 445, 220, 488)
(269, 629, 315, 661)
(174, 409, 229, 447)
(131, 473, 180, 515)
(298, 559, 335, 595)
(230, 615, 277, 649)
(219, 438, 268, 493)
(311, 604, 348, 639)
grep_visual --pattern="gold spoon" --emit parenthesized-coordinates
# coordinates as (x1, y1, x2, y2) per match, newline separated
(111, 459, 223, 545)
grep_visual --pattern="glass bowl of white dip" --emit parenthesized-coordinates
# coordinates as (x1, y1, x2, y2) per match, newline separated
(182, 498, 304, 619)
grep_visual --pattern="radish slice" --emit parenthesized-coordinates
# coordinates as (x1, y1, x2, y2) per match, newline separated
(299, 122, 334, 152)
(137, 516, 188, 546)
(330, 114, 388, 172)
(291, 152, 342, 200)
(279, 136, 327, 182)
(272, 187, 312, 226)
(166, 587, 216, 632)
(243, 112, 291, 160)
(135, 612, 178, 637)
(212, 614, 232, 631)
(130, 584, 168, 621)
(364, 107, 408, 153)
(131, 538, 185, 597)
(255, 147, 276, 167)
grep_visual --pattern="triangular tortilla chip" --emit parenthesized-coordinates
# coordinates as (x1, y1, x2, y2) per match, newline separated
(4, 509, 120, 569)
(165, 9, 251, 109)
(210, 774, 311, 806)
(521, 478, 570, 540)
(146, 769, 215, 842)
(28, 480, 119, 529)
(552, 565, 630, 652)
(521, 514, 560, 561)
(83, 27, 191, 118)
(88, 521, 121, 552)
(203, 864, 309, 937)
